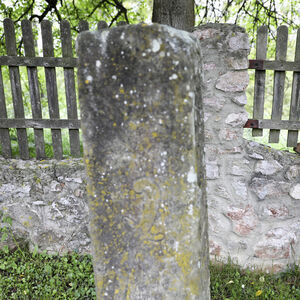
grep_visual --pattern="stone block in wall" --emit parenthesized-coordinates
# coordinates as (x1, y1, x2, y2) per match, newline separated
(203, 97, 225, 111)
(258, 204, 290, 220)
(254, 160, 283, 176)
(254, 226, 297, 260)
(231, 93, 247, 106)
(225, 205, 258, 236)
(218, 128, 239, 141)
(229, 161, 250, 176)
(225, 112, 248, 127)
(285, 164, 300, 181)
(231, 179, 248, 200)
(206, 161, 219, 179)
(216, 71, 249, 92)
(250, 178, 291, 201)
(209, 240, 221, 256)
(226, 56, 248, 70)
(227, 32, 250, 51)
(289, 184, 300, 200)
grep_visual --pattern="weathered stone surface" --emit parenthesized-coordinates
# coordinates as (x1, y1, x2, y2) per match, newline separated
(216, 71, 249, 92)
(225, 112, 248, 127)
(248, 152, 264, 160)
(285, 164, 300, 181)
(231, 179, 248, 200)
(209, 240, 221, 256)
(250, 178, 290, 200)
(0, 23, 299, 276)
(203, 97, 225, 111)
(255, 160, 283, 175)
(231, 94, 247, 106)
(229, 162, 250, 176)
(226, 205, 257, 236)
(227, 32, 250, 51)
(219, 128, 238, 141)
(227, 57, 248, 70)
(254, 227, 296, 259)
(193, 28, 219, 40)
(78, 24, 209, 299)
(258, 204, 290, 220)
(289, 184, 300, 200)
(0, 158, 90, 254)
(206, 162, 219, 179)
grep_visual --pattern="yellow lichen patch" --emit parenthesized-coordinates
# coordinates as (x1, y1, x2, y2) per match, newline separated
(96, 279, 103, 292)
(128, 121, 137, 130)
(154, 233, 164, 241)
(150, 225, 159, 235)
(120, 252, 128, 264)
(129, 189, 135, 199)
(152, 132, 158, 138)
(143, 137, 152, 150)
(129, 160, 135, 170)
(23, 221, 30, 227)
(175, 251, 192, 277)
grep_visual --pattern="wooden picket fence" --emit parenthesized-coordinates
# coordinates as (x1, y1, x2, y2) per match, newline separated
(245, 25, 300, 147)
(0, 18, 111, 160)
(0, 20, 299, 160)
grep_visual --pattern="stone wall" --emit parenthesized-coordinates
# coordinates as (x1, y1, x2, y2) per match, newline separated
(0, 158, 90, 254)
(0, 23, 299, 272)
(194, 23, 300, 272)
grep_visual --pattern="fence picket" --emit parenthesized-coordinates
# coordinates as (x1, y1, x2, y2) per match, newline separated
(21, 20, 46, 159)
(41, 20, 63, 159)
(3, 18, 29, 159)
(0, 67, 12, 158)
(61, 20, 81, 157)
(269, 26, 288, 143)
(252, 26, 268, 137)
(287, 28, 300, 147)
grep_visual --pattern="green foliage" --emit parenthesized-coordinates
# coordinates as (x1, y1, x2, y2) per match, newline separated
(0, 247, 96, 299)
(0, 246, 298, 298)
(210, 260, 300, 299)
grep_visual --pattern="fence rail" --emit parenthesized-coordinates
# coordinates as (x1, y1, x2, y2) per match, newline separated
(245, 25, 300, 147)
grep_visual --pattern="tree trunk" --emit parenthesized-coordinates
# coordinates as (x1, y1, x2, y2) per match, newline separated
(152, 0, 195, 32)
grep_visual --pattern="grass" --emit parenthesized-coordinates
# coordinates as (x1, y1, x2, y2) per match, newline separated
(210, 260, 299, 300)
(0, 246, 298, 299)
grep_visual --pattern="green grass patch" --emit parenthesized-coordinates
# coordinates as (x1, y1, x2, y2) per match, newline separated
(210, 260, 300, 300)
(0, 247, 95, 299)
(0, 246, 299, 299)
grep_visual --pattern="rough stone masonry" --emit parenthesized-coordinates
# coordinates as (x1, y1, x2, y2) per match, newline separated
(77, 24, 210, 299)
(0, 23, 299, 275)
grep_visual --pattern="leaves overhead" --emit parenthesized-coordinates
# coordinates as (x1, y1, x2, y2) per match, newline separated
(0, 0, 299, 54)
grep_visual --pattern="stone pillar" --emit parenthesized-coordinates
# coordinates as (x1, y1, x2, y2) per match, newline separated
(77, 24, 210, 299)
